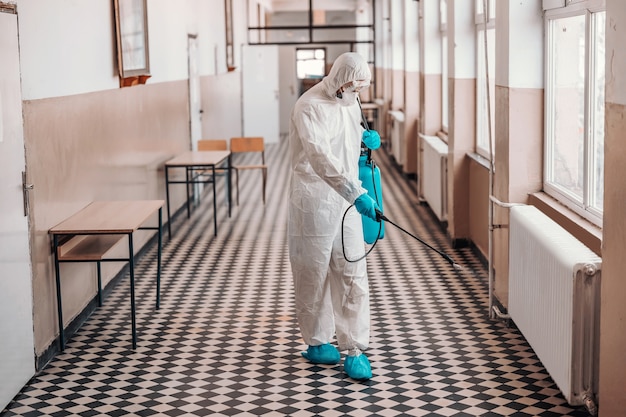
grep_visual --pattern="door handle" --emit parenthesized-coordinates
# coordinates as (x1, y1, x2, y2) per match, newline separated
(22, 171, 33, 217)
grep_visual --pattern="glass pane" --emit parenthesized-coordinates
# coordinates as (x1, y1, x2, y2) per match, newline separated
(549, 14, 585, 202)
(476, 28, 495, 158)
(297, 49, 315, 60)
(297, 59, 325, 79)
(591, 11, 605, 211)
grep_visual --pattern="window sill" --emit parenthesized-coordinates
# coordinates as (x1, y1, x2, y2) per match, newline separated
(467, 152, 492, 171)
(528, 192, 602, 256)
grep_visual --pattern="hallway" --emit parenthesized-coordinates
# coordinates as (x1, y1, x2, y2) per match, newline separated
(2, 141, 589, 417)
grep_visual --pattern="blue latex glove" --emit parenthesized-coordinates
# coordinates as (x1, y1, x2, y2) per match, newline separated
(354, 193, 379, 221)
(362, 129, 381, 150)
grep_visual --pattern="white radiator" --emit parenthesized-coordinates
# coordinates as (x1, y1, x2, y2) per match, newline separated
(509, 205, 601, 411)
(420, 134, 448, 221)
(388, 111, 405, 167)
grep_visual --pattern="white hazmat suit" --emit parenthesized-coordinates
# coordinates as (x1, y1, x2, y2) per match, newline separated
(287, 52, 372, 364)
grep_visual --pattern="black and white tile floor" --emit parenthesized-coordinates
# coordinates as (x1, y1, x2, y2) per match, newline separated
(2, 140, 591, 416)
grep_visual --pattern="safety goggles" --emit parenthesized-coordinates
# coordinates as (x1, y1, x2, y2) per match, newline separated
(339, 80, 370, 94)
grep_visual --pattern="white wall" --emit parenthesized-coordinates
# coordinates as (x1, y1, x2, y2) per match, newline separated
(495, 0, 543, 88)
(421, 0, 442, 75)
(17, 0, 118, 99)
(404, 0, 419, 73)
(16, 0, 230, 100)
(449, 0, 475, 79)
(390, 0, 404, 71)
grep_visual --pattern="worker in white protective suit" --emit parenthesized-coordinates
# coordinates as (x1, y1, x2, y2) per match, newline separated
(287, 52, 382, 381)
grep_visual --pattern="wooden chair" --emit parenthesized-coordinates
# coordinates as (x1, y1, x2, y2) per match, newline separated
(229, 137, 267, 205)
(197, 139, 228, 151)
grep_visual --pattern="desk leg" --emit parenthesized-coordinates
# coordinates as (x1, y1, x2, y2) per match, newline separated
(165, 166, 172, 240)
(212, 165, 217, 236)
(228, 156, 232, 218)
(97, 261, 102, 307)
(128, 233, 137, 350)
(157, 208, 162, 309)
(53, 235, 65, 351)
(186, 167, 191, 219)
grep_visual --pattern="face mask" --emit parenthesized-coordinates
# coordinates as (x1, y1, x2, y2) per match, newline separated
(336, 90, 358, 106)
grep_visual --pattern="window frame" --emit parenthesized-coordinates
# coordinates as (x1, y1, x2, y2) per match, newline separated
(474, 0, 496, 160)
(543, 1, 605, 227)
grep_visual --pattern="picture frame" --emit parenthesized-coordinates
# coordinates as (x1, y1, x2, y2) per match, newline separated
(114, 0, 150, 82)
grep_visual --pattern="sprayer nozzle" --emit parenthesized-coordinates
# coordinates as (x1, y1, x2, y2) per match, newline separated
(375, 209, 387, 222)
(453, 263, 463, 272)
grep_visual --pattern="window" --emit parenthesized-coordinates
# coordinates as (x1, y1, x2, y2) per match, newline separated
(296, 48, 326, 79)
(545, 5, 605, 225)
(440, 0, 448, 133)
(475, 0, 495, 159)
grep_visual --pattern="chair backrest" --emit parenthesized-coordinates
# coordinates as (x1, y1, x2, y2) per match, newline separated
(230, 137, 264, 153)
(198, 139, 228, 151)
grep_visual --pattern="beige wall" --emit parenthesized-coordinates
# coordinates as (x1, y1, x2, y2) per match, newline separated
(404, 70, 420, 176)
(24, 74, 242, 358)
(418, 73, 442, 200)
(468, 158, 490, 258)
(447, 78, 475, 242)
(599, 102, 626, 416)
(599, 1, 626, 412)
(420, 73, 442, 136)
(391, 68, 404, 112)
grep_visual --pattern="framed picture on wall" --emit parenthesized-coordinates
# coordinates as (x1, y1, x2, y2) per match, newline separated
(114, 0, 150, 83)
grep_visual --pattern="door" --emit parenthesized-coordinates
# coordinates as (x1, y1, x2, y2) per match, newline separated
(0, 6, 36, 411)
(188, 34, 202, 151)
(242, 45, 280, 143)
(187, 34, 204, 201)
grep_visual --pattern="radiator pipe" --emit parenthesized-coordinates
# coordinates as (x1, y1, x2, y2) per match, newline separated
(488, 196, 526, 319)
(489, 195, 525, 209)
(583, 392, 598, 416)
(491, 304, 510, 320)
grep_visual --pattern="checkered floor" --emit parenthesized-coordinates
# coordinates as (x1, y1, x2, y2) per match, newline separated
(2, 140, 592, 417)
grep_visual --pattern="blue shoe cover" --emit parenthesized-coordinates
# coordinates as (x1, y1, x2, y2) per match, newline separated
(344, 353, 372, 380)
(301, 344, 340, 364)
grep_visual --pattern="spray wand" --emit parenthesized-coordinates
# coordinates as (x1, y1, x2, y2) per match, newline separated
(353, 97, 461, 270)
(375, 209, 463, 271)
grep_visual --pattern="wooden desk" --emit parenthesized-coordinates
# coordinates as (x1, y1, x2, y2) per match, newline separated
(164, 150, 231, 238)
(49, 200, 164, 350)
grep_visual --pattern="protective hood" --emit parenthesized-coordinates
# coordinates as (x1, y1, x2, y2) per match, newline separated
(321, 52, 371, 99)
